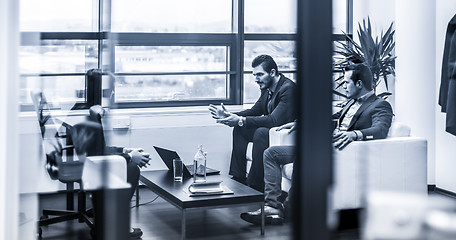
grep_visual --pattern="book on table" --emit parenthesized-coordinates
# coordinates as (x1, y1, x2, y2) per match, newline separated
(186, 181, 233, 196)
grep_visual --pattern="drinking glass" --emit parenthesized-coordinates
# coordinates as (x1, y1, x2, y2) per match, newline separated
(173, 158, 183, 182)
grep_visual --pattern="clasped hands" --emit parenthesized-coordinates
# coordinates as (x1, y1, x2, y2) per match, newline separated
(124, 148, 151, 168)
(209, 103, 241, 127)
(332, 130, 357, 150)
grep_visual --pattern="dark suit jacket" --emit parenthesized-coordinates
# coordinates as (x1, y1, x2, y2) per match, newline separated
(439, 13, 456, 136)
(333, 95, 394, 140)
(72, 119, 131, 162)
(236, 74, 296, 129)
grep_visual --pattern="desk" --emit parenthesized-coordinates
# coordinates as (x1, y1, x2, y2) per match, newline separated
(140, 170, 265, 240)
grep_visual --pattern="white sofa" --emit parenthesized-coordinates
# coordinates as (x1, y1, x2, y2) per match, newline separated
(331, 122, 428, 210)
(248, 121, 428, 210)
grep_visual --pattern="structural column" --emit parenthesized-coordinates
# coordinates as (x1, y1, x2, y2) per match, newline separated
(295, 0, 333, 239)
(395, 0, 436, 184)
(0, 0, 20, 239)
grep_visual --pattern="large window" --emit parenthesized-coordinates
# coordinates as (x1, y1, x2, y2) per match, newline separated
(19, 0, 351, 110)
(111, 0, 232, 33)
(114, 46, 228, 103)
(244, 0, 297, 34)
(243, 41, 296, 103)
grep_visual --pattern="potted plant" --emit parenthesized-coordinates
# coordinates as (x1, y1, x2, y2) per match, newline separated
(333, 17, 396, 99)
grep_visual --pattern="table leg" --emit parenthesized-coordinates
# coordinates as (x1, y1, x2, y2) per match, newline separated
(182, 209, 186, 240)
(135, 186, 139, 208)
(261, 204, 265, 235)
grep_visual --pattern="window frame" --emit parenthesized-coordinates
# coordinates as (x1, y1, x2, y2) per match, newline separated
(19, 0, 352, 111)
(109, 32, 238, 108)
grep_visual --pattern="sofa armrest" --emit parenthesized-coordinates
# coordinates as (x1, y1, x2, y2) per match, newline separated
(332, 136, 428, 210)
(247, 126, 296, 161)
(269, 127, 296, 146)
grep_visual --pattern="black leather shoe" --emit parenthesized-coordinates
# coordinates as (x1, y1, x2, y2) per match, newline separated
(278, 191, 288, 203)
(129, 227, 143, 239)
(240, 206, 284, 225)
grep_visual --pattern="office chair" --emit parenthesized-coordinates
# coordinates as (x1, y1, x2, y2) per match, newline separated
(31, 92, 96, 238)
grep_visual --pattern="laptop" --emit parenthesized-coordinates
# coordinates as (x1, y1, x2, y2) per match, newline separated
(153, 146, 221, 178)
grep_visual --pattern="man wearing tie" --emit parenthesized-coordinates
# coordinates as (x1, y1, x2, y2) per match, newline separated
(240, 62, 394, 225)
(332, 63, 394, 149)
(209, 54, 296, 191)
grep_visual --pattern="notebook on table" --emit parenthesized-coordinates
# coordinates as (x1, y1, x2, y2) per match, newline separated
(153, 146, 221, 179)
(185, 181, 234, 197)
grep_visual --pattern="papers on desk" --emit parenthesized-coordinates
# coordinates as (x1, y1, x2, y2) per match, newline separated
(185, 181, 233, 197)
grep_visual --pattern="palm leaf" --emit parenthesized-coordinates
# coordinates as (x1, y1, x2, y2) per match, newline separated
(333, 16, 395, 94)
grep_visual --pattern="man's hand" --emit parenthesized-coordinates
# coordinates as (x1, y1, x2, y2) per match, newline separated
(276, 121, 296, 134)
(333, 131, 357, 150)
(123, 147, 140, 154)
(209, 103, 230, 119)
(128, 148, 151, 168)
(216, 114, 241, 127)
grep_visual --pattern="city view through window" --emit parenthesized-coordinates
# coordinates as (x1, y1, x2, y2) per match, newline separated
(19, 0, 348, 109)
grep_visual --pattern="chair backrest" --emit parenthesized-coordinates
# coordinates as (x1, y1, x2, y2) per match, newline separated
(31, 92, 64, 180)
(71, 120, 105, 157)
(31, 92, 85, 183)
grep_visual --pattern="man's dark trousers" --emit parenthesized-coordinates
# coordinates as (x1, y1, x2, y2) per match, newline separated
(229, 126, 269, 190)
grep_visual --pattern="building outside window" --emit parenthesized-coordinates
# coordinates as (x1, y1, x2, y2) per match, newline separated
(19, 0, 351, 110)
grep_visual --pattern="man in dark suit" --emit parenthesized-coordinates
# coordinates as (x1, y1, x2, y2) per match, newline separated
(332, 63, 393, 149)
(209, 54, 296, 191)
(240, 63, 393, 225)
(72, 106, 150, 239)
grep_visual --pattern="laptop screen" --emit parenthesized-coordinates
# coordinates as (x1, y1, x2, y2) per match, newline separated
(153, 146, 220, 177)
(153, 146, 192, 177)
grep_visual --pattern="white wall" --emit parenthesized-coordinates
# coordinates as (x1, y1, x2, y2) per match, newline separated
(395, 0, 436, 185)
(435, 1, 456, 192)
(353, 0, 396, 35)
(104, 109, 234, 174)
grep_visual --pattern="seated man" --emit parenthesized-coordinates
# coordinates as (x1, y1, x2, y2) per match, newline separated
(209, 54, 296, 191)
(240, 63, 394, 225)
(72, 108, 150, 239)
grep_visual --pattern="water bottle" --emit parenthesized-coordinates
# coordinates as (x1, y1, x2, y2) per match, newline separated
(193, 145, 207, 182)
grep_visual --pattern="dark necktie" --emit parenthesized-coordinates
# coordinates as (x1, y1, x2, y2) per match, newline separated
(267, 90, 273, 114)
(337, 98, 357, 128)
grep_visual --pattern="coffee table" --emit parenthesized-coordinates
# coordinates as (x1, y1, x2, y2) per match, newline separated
(140, 170, 265, 239)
